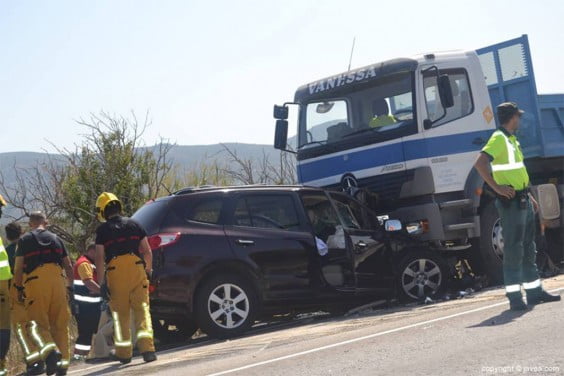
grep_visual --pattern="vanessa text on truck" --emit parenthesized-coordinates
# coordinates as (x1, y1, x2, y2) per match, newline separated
(273, 34, 564, 285)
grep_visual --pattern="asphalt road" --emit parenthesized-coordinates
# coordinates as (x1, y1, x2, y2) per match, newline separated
(69, 276, 564, 376)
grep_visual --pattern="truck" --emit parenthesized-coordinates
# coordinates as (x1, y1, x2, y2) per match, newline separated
(272, 35, 564, 299)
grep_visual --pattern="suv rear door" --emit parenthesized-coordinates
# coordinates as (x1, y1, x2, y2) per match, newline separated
(224, 191, 318, 301)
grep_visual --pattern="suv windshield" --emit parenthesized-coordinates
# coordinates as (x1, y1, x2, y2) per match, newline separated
(299, 71, 414, 148)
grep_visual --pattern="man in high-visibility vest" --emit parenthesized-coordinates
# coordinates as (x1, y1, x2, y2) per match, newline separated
(94, 192, 156, 364)
(13, 212, 74, 375)
(6, 222, 45, 375)
(474, 102, 561, 310)
(0, 195, 12, 376)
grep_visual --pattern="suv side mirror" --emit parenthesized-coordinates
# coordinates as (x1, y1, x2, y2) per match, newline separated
(438, 75, 454, 108)
(274, 120, 288, 150)
(384, 219, 402, 232)
(273, 105, 289, 120)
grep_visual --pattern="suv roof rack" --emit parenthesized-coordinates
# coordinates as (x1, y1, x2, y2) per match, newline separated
(172, 184, 314, 196)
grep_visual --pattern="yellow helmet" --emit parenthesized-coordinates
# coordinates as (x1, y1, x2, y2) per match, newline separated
(96, 192, 122, 222)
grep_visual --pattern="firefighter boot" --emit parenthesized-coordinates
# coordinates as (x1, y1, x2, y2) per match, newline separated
(27, 361, 45, 376)
(142, 351, 157, 363)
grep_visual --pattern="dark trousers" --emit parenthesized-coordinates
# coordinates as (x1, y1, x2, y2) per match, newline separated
(75, 301, 101, 354)
(496, 197, 541, 299)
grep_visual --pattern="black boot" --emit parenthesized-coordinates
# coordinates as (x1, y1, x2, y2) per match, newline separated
(527, 290, 561, 305)
(26, 361, 45, 376)
(509, 298, 529, 311)
(55, 368, 68, 376)
(45, 351, 62, 376)
(142, 351, 157, 363)
(109, 350, 131, 365)
(506, 291, 528, 311)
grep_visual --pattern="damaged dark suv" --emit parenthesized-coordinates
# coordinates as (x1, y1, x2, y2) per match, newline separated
(133, 185, 447, 339)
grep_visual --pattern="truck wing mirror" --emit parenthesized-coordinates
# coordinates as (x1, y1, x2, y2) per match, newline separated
(274, 120, 288, 150)
(273, 105, 289, 120)
(438, 75, 455, 108)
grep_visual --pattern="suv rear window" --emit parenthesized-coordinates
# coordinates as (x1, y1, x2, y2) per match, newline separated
(233, 195, 301, 231)
(132, 199, 169, 235)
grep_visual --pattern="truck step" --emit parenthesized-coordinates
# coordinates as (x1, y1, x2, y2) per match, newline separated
(439, 199, 473, 209)
(444, 222, 476, 231)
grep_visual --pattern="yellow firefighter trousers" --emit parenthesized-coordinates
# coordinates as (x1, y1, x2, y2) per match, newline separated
(10, 283, 41, 365)
(106, 254, 155, 359)
(25, 264, 71, 370)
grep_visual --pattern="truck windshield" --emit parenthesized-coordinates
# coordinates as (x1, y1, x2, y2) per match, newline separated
(299, 71, 415, 149)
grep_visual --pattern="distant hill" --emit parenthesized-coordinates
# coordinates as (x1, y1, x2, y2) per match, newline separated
(0, 143, 281, 223)
(0, 143, 279, 181)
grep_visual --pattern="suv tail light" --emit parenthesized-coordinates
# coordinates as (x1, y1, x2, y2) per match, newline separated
(148, 232, 181, 250)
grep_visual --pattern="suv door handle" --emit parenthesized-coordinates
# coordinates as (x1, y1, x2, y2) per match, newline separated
(236, 239, 255, 246)
(472, 137, 486, 146)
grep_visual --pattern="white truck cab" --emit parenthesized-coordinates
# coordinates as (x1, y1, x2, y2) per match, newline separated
(273, 35, 564, 292)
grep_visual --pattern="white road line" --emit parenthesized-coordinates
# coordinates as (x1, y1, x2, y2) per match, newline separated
(207, 288, 564, 376)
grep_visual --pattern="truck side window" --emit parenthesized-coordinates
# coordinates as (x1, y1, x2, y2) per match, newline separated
(423, 68, 474, 127)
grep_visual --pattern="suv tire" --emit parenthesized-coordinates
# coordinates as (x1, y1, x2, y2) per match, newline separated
(397, 251, 447, 302)
(195, 273, 258, 339)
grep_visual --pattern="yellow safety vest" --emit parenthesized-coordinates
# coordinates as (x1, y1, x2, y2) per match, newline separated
(0, 237, 12, 280)
(482, 129, 530, 190)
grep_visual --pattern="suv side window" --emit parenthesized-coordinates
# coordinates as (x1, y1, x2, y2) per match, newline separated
(329, 193, 380, 230)
(233, 194, 301, 231)
(188, 199, 223, 224)
(423, 68, 473, 127)
(300, 192, 341, 242)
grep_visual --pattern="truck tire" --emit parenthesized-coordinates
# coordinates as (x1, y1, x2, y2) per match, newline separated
(194, 273, 258, 339)
(479, 201, 504, 284)
(397, 251, 447, 302)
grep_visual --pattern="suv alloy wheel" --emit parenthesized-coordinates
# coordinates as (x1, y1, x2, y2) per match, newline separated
(194, 273, 259, 339)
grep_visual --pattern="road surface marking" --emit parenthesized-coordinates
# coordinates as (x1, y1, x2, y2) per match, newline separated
(208, 288, 563, 376)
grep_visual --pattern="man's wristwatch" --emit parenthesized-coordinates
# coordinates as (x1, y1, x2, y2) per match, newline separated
(14, 285, 24, 292)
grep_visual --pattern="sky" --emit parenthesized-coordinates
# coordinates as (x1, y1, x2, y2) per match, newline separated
(1, 0, 564, 152)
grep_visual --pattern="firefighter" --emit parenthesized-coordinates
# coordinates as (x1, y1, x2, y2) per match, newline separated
(73, 243, 102, 358)
(0, 195, 12, 376)
(6, 222, 45, 375)
(94, 192, 157, 364)
(13, 212, 74, 376)
(474, 102, 561, 310)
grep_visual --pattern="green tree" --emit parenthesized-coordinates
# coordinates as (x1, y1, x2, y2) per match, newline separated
(0, 111, 172, 255)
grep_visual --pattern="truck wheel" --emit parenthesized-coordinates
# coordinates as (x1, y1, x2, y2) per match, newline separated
(194, 274, 258, 339)
(479, 201, 504, 284)
(397, 251, 447, 302)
